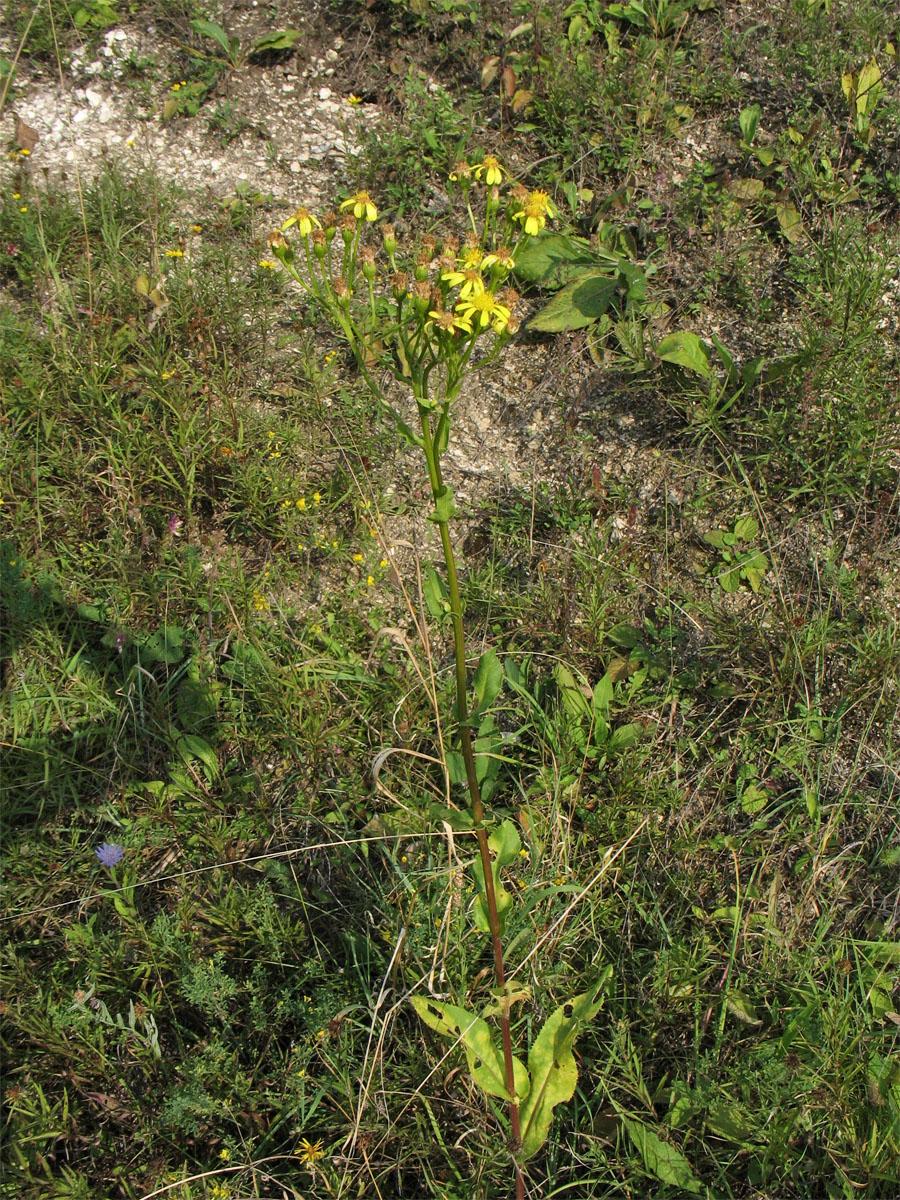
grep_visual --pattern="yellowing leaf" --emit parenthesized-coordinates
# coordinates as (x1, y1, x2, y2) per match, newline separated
(410, 997, 530, 1102)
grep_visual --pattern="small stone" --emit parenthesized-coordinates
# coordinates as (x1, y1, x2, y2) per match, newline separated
(318, 86, 332, 100)
(290, 159, 302, 172)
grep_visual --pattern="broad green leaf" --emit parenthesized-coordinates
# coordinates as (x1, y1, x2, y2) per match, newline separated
(608, 722, 642, 752)
(410, 998, 530, 1102)
(191, 17, 232, 55)
(252, 28, 302, 53)
(423, 566, 451, 620)
(739, 103, 760, 145)
(528, 273, 618, 332)
(657, 331, 713, 378)
(473, 649, 503, 712)
(606, 623, 642, 649)
(621, 1116, 703, 1193)
(518, 971, 612, 1160)
(473, 820, 520, 934)
(740, 783, 767, 815)
(754, 145, 776, 166)
(775, 200, 804, 244)
(733, 515, 759, 541)
(592, 671, 614, 713)
(729, 175, 763, 201)
(176, 733, 219, 778)
(513, 232, 595, 287)
(141, 625, 186, 664)
(726, 991, 763, 1026)
(741, 551, 768, 592)
(856, 56, 882, 116)
(706, 1101, 756, 1143)
(555, 664, 592, 720)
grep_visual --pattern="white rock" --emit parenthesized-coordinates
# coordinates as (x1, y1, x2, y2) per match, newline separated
(84, 87, 103, 107)
(73, 108, 89, 124)
(98, 103, 113, 124)
(318, 86, 331, 100)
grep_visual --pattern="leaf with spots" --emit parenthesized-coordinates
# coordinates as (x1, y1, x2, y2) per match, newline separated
(410, 997, 530, 1103)
(518, 969, 613, 1160)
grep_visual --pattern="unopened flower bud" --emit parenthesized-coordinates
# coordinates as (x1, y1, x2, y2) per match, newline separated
(359, 245, 377, 282)
(391, 270, 409, 297)
(413, 279, 431, 313)
(381, 223, 397, 256)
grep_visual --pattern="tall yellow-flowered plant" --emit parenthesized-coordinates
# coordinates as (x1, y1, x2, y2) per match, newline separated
(266, 165, 604, 1200)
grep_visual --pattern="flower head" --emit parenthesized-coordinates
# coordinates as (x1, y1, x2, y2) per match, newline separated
(482, 245, 515, 271)
(427, 308, 474, 335)
(283, 206, 321, 238)
(454, 280, 512, 334)
(473, 155, 505, 185)
(514, 189, 556, 236)
(166, 513, 183, 535)
(95, 841, 125, 868)
(295, 1137, 325, 1164)
(340, 191, 378, 222)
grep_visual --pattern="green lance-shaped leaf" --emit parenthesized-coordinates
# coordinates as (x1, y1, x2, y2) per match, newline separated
(518, 969, 613, 1160)
(473, 819, 520, 934)
(513, 232, 596, 288)
(620, 1114, 703, 1193)
(410, 997, 530, 1103)
(473, 648, 503, 715)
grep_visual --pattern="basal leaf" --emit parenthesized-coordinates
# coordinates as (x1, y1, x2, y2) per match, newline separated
(190, 17, 232, 55)
(621, 1116, 703, 1193)
(775, 200, 804, 244)
(513, 232, 595, 287)
(528, 273, 618, 332)
(518, 971, 613, 1160)
(252, 28, 302, 53)
(657, 331, 713, 378)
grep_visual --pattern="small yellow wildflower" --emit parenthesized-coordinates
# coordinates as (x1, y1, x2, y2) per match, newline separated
(165, 248, 184, 258)
(252, 591, 269, 612)
(455, 280, 511, 334)
(352, 553, 364, 563)
(281, 499, 293, 509)
(160, 370, 175, 380)
(282, 206, 320, 237)
(19, 206, 27, 213)
(312, 491, 322, 505)
(482, 246, 515, 270)
(340, 190, 378, 222)
(18, 148, 30, 157)
(473, 155, 504, 185)
(379, 558, 388, 567)
(218, 1149, 231, 1162)
(514, 189, 556, 236)
(331, 539, 339, 549)
(296, 497, 306, 510)
(346, 93, 363, 105)
(12, 193, 20, 199)
(295, 1137, 325, 1164)
(366, 575, 375, 587)
(209, 1184, 230, 1200)
(258, 259, 277, 269)
(427, 307, 473, 335)
(191, 223, 203, 232)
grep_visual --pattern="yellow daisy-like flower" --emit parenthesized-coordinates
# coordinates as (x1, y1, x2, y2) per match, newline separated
(258, 259, 277, 269)
(340, 191, 378, 222)
(482, 246, 515, 270)
(473, 155, 504, 185)
(283, 206, 321, 237)
(514, 189, 556, 236)
(427, 308, 474, 335)
(165, 248, 184, 258)
(455, 280, 511, 334)
(346, 93, 363, 105)
(440, 266, 483, 299)
(295, 1137, 325, 1164)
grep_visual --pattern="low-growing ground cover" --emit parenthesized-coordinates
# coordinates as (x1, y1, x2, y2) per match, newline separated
(1, 1, 898, 1197)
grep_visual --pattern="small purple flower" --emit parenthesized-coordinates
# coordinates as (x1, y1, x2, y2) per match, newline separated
(114, 631, 127, 654)
(166, 513, 183, 535)
(95, 841, 125, 868)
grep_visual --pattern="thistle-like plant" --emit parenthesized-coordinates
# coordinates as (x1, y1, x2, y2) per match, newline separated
(266, 160, 609, 1194)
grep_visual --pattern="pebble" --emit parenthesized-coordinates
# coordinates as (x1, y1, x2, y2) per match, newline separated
(318, 87, 332, 100)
